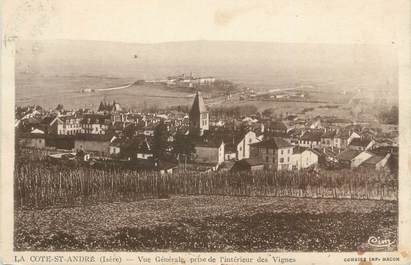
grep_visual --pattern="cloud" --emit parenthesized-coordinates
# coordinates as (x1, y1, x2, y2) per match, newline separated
(214, 4, 259, 26)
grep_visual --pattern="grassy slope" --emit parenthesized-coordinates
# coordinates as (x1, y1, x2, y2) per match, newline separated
(15, 195, 397, 251)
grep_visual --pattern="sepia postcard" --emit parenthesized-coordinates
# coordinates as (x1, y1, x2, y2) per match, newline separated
(1, 0, 410, 264)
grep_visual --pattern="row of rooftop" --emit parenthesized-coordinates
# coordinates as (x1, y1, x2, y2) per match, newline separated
(16, 92, 398, 174)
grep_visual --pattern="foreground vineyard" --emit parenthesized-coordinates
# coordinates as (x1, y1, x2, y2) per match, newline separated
(15, 158, 397, 209)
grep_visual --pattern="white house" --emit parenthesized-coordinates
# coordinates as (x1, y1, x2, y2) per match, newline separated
(337, 150, 374, 168)
(299, 131, 323, 149)
(50, 115, 82, 135)
(333, 131, 360, 149)
(360, 153, 391, 170)
(194, 140, 225, 165)
(236, 131, 260, 160)
(291, 146, 319, 170)
(80, 114, 111, 135)
(348, 138, 375, 151)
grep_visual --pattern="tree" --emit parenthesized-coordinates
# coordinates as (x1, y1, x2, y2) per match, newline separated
(173, 132, 195, 162)
(378, 105, 398, 125)
(152, 120, 169, 160)
(55, 104, 64, 111)
(262, 108, 274, 118)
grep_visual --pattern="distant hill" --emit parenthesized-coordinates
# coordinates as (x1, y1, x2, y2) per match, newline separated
(16, 39, 397, 92)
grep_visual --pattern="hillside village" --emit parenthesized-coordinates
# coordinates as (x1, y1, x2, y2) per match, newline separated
(15, 91, 398, 175)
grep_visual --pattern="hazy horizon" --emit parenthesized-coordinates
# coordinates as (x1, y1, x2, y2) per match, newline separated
(16, 39, 397, 80)
(15, 39, 398, 109)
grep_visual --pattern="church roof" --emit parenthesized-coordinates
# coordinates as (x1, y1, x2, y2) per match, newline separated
(190, 91, 207, 116)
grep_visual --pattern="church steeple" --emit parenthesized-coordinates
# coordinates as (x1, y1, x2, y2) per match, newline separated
(189, 91, 209, 136)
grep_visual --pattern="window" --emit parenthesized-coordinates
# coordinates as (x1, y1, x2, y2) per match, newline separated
(287, 157, 290, 162)
(281, 150, 283, 155)
(272, 157, 275, 163)
(280, 158, 284, 163)
(266, 156, 269, 162)
(249, 138, 252, 143)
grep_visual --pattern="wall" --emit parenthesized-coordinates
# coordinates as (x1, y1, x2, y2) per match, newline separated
(74, 140, 110, 156)
(109, 146, 120, 155)
(237, 131, 259, 160)
(251, 146, 292, 170)
(351, 151, 373, 168)
(195, 144, 224, 165)
(19, 138, 46, 149)
(292, 150, 318, 170)
(137, 153, 153, 159)
(277, 147, 293, 170)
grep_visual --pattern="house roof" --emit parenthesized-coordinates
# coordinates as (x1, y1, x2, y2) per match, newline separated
(213, 129, 252, 147)
(74, 134, 113, 142)
(41, 116, 57, 125)
(59, 115, 78, 122)
(18, 132, 45, 139)
(362, 155, 386, 165)
(321, 130, 336, 138)
(81, 114, 111, 125)
(301, 131, 323, 141)
(269, 121, 288, 131)
(251, 137, 292, 149)
(336, 150, 361, 161)
(321, 147, 339, 157)
(372, 146, 398, 155)
(31, 128, 45, 134)
(335, 130, 359, 139)
(292, 146, 308, 154)
(25, 117, 41, 124)
(349, 138, 372, 147)
(292, 146, 319, 156)
(193, 138, 223, 148)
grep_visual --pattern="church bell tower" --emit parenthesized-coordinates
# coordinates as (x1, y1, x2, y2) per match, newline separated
(189, 91, 209, 136)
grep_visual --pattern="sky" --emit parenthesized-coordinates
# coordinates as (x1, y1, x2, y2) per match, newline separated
(2, 0, 408, 45)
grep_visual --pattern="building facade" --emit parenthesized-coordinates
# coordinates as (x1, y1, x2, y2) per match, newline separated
(250, 138, 293, 171)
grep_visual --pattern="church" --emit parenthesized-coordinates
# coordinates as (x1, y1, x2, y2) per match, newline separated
(189, 91, 224, 166)
(189, 91, 209, 136)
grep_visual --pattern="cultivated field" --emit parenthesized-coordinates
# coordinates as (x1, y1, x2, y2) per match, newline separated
(15, 72, 390, 121)
(15, 195, 397, 251)
(14, 149, 398, 251)
(16, 74, 193, 110)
